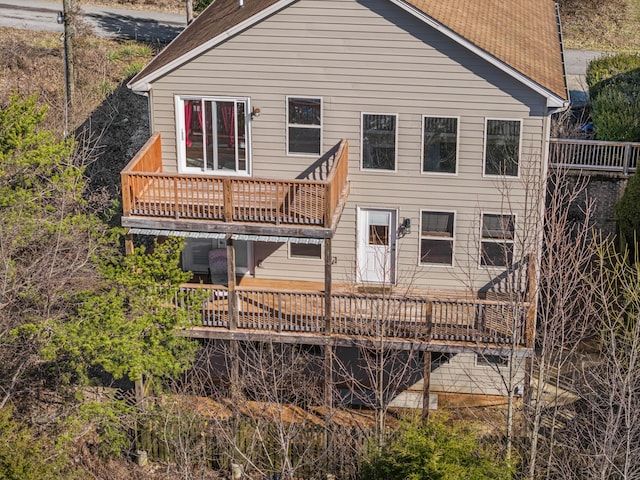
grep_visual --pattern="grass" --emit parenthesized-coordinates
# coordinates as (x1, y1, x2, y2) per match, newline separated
(561, 0, 640, 51)
(0, 27, 155, 136)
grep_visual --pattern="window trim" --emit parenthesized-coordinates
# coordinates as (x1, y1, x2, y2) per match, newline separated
(286, 96, 323, 157)
(175, 95, 252, 176)
(420, 115, 460, 176)
(479, 211, 516, 268)
(287, 242, 323, 261)
(418, 209, 456, 267)
(360, 112, 399, 173)
(482, 118, 522, 178)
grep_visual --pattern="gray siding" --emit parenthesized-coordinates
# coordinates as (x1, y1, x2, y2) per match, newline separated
(389, 352, 526, 400)
(150, 0, 550, 292)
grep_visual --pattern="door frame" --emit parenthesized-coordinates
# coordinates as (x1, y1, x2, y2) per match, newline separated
(175, 95, 252, 176)
(356, 206, 398, 285)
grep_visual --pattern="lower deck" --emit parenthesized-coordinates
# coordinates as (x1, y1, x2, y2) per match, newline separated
(179, 277, 533, 355)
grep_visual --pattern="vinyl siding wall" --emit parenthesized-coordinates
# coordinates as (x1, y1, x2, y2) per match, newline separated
(149, 0, 550, 291)
(388, 352, 526, 402)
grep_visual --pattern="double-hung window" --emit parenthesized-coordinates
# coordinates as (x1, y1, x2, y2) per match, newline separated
(484, 119, 521, 177)
(422, 116, 458, 174)
(177, 96, 249, 175)
(287, 97, 322, 155)
(361, 113, 397, 171)
(480, 213, 515, 267)
(420, 211, 454, 265)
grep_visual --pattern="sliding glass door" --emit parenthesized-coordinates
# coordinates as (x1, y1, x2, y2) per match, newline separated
(177, 97, 249, 175)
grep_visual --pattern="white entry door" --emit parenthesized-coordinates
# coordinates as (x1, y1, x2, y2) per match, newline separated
(357, 208, 397, 284)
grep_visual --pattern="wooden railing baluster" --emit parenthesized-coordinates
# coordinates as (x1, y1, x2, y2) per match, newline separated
(122, 139, 349, 228)
(550, 138, 640, 176)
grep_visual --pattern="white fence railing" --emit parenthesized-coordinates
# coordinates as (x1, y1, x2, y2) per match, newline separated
(549, 138, 640, 176)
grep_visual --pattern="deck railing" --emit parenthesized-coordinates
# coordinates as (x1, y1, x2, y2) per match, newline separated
(549, 138, 640, 175)
(179, 285, 530, 346)
(121, 135, 350, 227)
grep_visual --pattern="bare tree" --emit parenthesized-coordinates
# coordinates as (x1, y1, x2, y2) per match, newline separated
(168, 339, 365, 480)
(548, 241, 640, 480)
(524, 168, 596, 479)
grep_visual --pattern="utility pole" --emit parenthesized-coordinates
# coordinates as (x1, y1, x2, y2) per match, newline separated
(186, 0, 194, 24)
(58, 0, 75, 135)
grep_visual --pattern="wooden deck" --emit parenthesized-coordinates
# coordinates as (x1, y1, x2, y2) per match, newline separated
(178, 282, 532, 351)
(121, 134, 350, 233)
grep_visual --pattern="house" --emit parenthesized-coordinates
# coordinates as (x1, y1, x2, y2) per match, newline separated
(122, 0, 568, 403)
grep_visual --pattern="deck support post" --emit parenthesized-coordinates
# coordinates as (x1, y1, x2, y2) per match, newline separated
(323, 238, 333, 408)
(230, 339, 241, 402)
(422, 351, 431, 424)
(125, 233, 134, 255)
(324, 238, 332, 335)
(227, 235, 237, 331)
(226, 239, 241, 402)
(323, 238, 333, 466)
(125, 232, 145, 408)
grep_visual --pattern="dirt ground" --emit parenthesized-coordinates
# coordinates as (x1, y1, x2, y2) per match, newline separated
(0, 25, 156, 212)
(81, 0, 184, 14)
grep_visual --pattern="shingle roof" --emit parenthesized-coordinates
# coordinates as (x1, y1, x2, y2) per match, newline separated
(404, 0, 567, 99)
(130, 0, 282, 85)
(130, 0, 567, 101)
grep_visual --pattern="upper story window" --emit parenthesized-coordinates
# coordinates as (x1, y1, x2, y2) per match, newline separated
(420, 211, 454, 266)
(177, 96, 249, 175)
(422, 116, 458, 174)
(287, 97, 322, 155)
(362, 113, 397, 171)
(484, 119, 521, 177)
(480, 213, 515, 267)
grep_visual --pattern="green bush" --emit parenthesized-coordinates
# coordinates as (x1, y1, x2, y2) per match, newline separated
(591, 81, 640, 141)
(586, 53, 640, 93)
(0, 407, 73, 480)
(360, 416, 513, 480)
(586, 53, 640, 141)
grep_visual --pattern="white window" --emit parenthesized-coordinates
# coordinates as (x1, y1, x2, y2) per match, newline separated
(289, 242, 322, 260)
(480, 213, 515, 267)
(420, 211, 454, 266)
(287, 97, 322, 155)
(176, 96, 249, 175)
(484, 119, 521, 177)
(422, 116, 458, 174)
(361, 113, 397, 171)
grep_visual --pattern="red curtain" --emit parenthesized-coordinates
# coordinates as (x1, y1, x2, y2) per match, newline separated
(221, 103, 235, 147)
(184, 100, 204, 147)
(184, 101, 193, 147)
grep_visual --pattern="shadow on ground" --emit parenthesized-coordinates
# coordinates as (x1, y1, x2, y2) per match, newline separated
(87, 11, 183, 44)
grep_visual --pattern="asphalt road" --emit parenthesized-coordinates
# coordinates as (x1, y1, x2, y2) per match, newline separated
(0, 0, 185, 43)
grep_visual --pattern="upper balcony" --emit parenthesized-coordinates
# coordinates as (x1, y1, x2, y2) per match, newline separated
(121, 134, 350, 238)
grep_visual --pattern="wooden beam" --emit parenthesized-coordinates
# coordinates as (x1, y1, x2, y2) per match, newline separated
(526, 253, 537, 348)
(425, 302, 433, 341)
(125, 233, 134, 255)
(227, 236, 237, 331)
(230, 339, 240, 402)
(135, 378, 144, 409)
(422, 351, 431, 424)
(324, 343, 333, 410)
(121, 216, 334, 239)
(324, 238, 332, 335)
(223, 178, 234, 222)
(181, 328, 536, 357)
